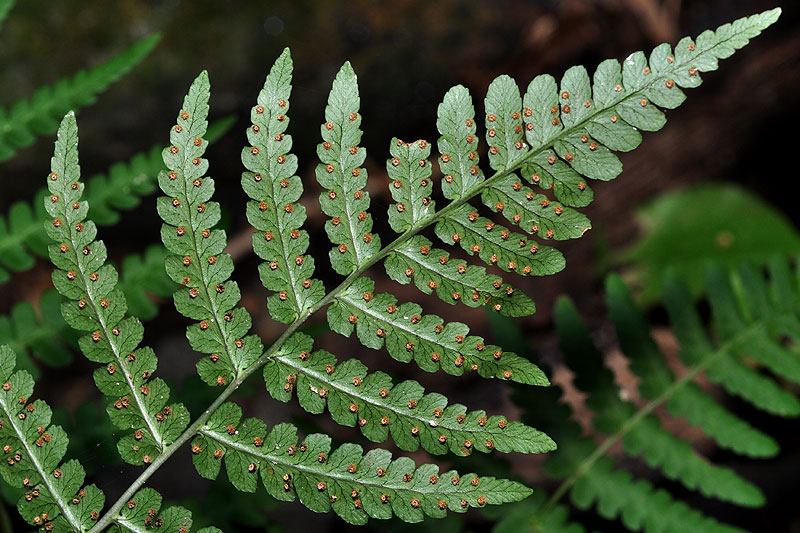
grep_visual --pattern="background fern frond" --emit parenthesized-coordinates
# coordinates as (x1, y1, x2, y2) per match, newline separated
(192, 401, 533, 525)
(387, 137, 434, 233)
(45, 113, 189, 466)
(317, 61, 382, 275)
(0, 290, 75, 374)
(158, 72, 263, 387)
(242, 48, 325, 324)
(0, 34, 160, 162)
(499, 256, 799, 532)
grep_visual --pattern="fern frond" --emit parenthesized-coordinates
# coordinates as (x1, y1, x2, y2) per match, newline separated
(45, 113, 189, 465)
(0, 290, 74, 373)
(379, 8, 781, 316)
(569, 454, 744, 533)
(242, 48, 325, 324)
(664, 261, 800, 417)
(0, 246, 173, 383)
(317, 62, 382, 275)
(117, 245, 174, 321)
(263, 332, 553, 456)
(328, 277, 548, 383)
(491, 491, 585, 533)
(158, 72, 263, 386)
(0, 345, 104, 532)
(387, 138, 434, 233)
(0, 34, 160, 162)
(191, 402, 532, 525)
(0, 117, 233, 285)
(561, 290, 763, 505)
(704, 263, 800, 383)
(108, 488, 195, 533)
(505, 257, 799, 532)
(385, 236, 537, 317)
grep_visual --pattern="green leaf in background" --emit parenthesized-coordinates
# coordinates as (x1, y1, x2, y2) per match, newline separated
(620, 184, 800, 304)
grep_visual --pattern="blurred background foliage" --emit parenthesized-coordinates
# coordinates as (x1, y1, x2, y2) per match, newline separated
(0, 0, 798, 531)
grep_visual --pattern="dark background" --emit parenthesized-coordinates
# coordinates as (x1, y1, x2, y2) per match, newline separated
(0, 1, 798, 531)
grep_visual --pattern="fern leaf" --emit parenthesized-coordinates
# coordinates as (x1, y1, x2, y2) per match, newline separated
(600, 277, 763, 505)
(0, 344, 104, 532)
(437, 85, 484, 200)
(192, 401, 533, 525)
(0, 201, 49, 283)
(518, 153, 594, 208)
(317, 62, 381, 275)
(665, 265, 799, 417)
(385, 236, 536, 317)
(491, 492, 585, 533)
(263, 332, 553, 456)
(435, 205, 565, 276)
(110, 488, 194, 532)
(482, 175, 592, 240)
(0, 34, 160, 162)
(484, 75, 526, 172)
(242, 48, 325, 324)
(117, 245, 174, 321)
(158, 72, 263, 386)
(571, 455, 744, 533)
(0, 0, 13, 29)
(387, 138, 435, 233)
(0, 246, 174, 384)
(0, 117, 233, 285)
(499, 261, 799, 531)
(705, 263, 800, 382)
(327, 277, 548, 384)
(45, 113, 189, 465)
(0, 290, 74, 372)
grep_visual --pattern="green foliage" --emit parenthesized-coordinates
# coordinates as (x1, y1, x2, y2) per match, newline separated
(496, 256, 800, 532)
(0, 290, 74, 373)
(317, 62, 382, 275)
(241, 48, 324, 324)
(0, 244, 176, 384)
(157, 71, 263, 387)
(0, 0, 13, 30)
(44, 113, 189, 466)
(0, 7, 783, 531)
(621, 184, 800, 304)
(328, 277, 547, 383)
(192, 402, 532, 525)
(0, 34, 160, 162)
(262, 331, 554, 456)
(0, 345, 104, 532)
(0, 117, 233, 285)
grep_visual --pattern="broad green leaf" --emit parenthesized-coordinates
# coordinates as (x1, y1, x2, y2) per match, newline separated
(621, 184, 800, 304)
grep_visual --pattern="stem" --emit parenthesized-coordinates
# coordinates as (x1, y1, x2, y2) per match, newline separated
(91, 47, 705, 531)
